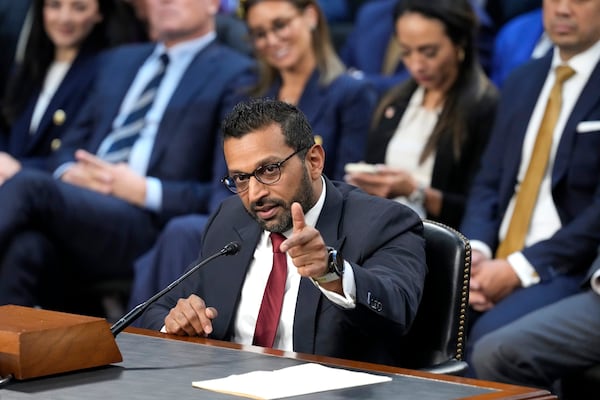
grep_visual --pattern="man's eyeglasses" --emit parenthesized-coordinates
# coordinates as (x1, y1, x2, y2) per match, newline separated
(247, 14, 300, 45)
(221, 148, 307, 194)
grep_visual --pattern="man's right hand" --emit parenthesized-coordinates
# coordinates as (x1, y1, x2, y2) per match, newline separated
(164, 294, 218, 337)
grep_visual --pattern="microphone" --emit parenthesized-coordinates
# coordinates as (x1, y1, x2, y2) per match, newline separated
(110, 241, 241, 336)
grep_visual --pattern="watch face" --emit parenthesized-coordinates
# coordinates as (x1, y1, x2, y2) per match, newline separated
(328, 248, 344, 276)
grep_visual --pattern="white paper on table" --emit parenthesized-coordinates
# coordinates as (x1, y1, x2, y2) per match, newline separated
(192, 362, 392, 399)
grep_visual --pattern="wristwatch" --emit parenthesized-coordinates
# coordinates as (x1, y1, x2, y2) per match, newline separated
(408, 183, 426, 205)
(313, 247, 344, 284)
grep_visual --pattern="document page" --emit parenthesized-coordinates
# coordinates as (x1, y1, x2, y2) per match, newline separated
(192, 362, 392, 399)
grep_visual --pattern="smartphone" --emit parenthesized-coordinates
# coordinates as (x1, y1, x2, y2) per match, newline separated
(344, 163, 379, 174)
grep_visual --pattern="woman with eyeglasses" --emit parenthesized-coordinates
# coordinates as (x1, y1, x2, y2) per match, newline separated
(241, 0, 377, 181)
(345, 0, 498, 229)
(0, 0, 141, 185)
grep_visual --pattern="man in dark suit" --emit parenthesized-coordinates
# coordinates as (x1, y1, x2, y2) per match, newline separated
(460, 0, 600, 367)
(0, 0, 254, 307)
(471, 250, 600, 393)
(141, 99, 427, 366)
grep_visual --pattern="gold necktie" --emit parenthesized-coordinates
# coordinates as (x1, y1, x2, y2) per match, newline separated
(496, 65, 576, 259)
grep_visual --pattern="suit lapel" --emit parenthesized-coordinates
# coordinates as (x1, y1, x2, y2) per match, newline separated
(296, 70, 326, 134)
(553, 60, 600, 185)
(26, 53, 96, 152)
(292, 178, 346, 354)
(503, 56, 552, 189)
(212, 220, 262, 340)
(148, 41, 219, 170)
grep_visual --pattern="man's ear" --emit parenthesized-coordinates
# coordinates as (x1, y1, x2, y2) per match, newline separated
(305, 144, 325, 180)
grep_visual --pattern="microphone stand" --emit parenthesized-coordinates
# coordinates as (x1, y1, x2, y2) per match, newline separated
(110, 241, 240, 336)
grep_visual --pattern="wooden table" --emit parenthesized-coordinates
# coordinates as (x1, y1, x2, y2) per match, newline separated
(1, 327, 556, 399)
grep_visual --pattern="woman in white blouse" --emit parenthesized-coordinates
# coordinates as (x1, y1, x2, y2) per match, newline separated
(345, 0, 498, 229)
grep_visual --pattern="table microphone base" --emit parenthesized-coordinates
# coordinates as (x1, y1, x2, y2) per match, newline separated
(0, 305, 122, 380)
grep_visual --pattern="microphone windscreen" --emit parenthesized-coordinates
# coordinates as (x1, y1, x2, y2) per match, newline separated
(223, 241, 241, 255)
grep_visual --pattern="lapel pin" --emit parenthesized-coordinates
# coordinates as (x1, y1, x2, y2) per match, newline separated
(384, 106, 395, 119)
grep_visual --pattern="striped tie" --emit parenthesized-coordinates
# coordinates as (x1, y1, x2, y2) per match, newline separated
(97, 53, 169, 163)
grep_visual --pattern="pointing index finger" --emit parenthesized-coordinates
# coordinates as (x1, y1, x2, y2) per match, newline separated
(291, 202, 306, 233)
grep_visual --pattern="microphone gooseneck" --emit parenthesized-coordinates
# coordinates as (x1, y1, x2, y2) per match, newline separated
(110, 241, 241, 336)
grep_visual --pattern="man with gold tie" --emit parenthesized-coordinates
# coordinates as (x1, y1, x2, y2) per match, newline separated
(460, 0, 600, 382)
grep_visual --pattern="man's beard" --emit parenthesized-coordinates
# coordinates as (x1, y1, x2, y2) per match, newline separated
(246, 169, 316, 233)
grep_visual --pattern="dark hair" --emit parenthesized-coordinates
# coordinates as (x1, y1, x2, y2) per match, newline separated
(2, 0, 140, 126)
(222, 98, 315, 152)
(381, 0, 492, 162)
(240, 0, 344, 96)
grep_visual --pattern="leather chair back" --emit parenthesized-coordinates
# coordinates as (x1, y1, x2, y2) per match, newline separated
(397, 220, 471, 375)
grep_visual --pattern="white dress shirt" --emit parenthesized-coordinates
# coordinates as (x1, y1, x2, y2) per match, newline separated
(232, 177, 356, 351)
(29, 61, 70, 133)
(384, 86, 438, 218)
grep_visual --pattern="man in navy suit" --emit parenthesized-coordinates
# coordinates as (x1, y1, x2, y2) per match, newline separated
(0, 0, 254, 308)
(141, 99, 427, 366)
(461, 0, 600, 372)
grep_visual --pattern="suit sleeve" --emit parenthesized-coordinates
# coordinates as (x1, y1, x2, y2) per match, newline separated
(158, 58, 255, 219)
(340, 197, 427, 336)
(329, 76, 378, 180)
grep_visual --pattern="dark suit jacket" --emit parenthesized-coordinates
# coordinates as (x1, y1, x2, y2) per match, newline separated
(461, 53, 600, 280)
(142, 178, 427, 366)
(3, 51, 100, 169)
(49, 41, 255, 224)
(365, 82, 498, 229)
(266, 70, 377, 180)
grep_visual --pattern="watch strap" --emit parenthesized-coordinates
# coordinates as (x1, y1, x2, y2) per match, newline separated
(312, 272, 341, 284)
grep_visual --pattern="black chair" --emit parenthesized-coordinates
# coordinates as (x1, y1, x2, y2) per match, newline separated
(396, 220, 471, 375)
(561, 364, 600, 399)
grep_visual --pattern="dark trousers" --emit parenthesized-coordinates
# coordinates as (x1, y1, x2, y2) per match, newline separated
(0, 169, 159, 307)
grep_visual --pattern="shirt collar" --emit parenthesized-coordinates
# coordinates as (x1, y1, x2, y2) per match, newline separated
(153, 31, 217, 62)
(551, 38, 600, 78)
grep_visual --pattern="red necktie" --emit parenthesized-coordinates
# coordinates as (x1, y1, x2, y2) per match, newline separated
(253, 233, 287, 348)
